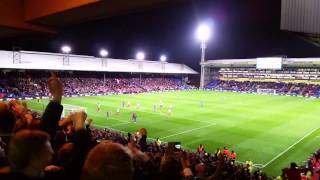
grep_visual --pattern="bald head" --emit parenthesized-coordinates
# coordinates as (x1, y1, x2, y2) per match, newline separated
(82, 142, 133, 180)
(8, 129, 52, 176)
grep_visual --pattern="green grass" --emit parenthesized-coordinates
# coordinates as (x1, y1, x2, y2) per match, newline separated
(26, 90, 320, 177)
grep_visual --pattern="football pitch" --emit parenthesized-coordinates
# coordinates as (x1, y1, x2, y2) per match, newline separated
(27, 90, 320, 176)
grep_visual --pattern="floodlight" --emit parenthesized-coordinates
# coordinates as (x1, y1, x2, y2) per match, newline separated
(61, 45, 71, 53)
(160, 55, 167, 62)
(196, 23, 211, 89)
(100, 49, 109, 57)
(196, 24, 210, 42)
(136, 52, 145, 60)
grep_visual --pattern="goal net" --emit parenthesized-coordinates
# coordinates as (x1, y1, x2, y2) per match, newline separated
(257, 89, 277, 95)
(62, 104, 87, 117)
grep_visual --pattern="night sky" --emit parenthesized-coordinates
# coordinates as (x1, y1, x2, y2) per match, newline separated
(1, 0, 320, 71)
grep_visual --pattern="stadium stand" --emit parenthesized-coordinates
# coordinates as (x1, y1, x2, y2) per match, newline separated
(206, 80, 320, 97)
(202, 60, 320, 98)
(0, 71, 195, 99)
(0, 73, 263, 180)
(1, 72, 319, 179)
(1, 54, 320, 179)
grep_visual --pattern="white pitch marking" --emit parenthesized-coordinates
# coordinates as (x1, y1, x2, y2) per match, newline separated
(262, 126, 320, 168)
(160, 123, 216, 140)
(108, 122, 130, 128)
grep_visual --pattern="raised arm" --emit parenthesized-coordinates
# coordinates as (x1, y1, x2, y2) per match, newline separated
(40, 73, 63, 139)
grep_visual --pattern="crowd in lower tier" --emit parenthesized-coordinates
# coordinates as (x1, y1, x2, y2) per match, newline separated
(207, 80, 320, 97)
(0, 71, 194, 99)
(0, 74, 319, 179)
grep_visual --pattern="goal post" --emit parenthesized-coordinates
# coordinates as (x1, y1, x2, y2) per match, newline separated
(62, 104, 87, 117)
(257, 89, 277, 95)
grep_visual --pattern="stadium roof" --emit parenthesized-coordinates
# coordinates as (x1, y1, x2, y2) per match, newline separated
(1, 0, 320, 71)
(203, 58, 320, 68)
(0, 0, 180, 38)
(0, 50, 197, 74)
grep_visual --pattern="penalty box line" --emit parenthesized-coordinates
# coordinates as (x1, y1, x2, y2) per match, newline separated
(160, 123, 216, 140)
(262, 126, 320, 168)
(107, 122, 130, 128)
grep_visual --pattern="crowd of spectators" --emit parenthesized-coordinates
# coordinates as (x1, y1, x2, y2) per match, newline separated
(1, 73, 319, 179)
(89, 128, 270, 180)
(0, 71, 194, 99)
(0, 73, 260, 180)
(275, 152, 320, 180)
(304, 150, 320, 180)
(207, 80, 320, 97)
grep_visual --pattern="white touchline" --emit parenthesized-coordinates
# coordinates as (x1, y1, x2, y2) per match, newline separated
(160, 123, 216, 140)
(116, 119, 131, 123)
(137, 108, 216, 125)
(185, 118, 218, 125)
(108, 122, 130, 128)
(262, 126, 320, 168)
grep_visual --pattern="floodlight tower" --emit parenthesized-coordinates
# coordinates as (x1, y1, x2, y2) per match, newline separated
(160, 55, 167, 72)
(61, 45, 71, 54)
(196, 24, 210, 89)
(136, 51, 145, 60)
(100, 49, 109, 67)
(100, 49, 108, 57)
(160, 55, 167, 62)
(100, 49, 109, 86)
(61, 45, 71, 66)
(136, 51, 145, 84)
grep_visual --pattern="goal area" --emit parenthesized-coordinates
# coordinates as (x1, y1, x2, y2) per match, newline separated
(62, 104, 87, 117)
(257, 89, 277, 95)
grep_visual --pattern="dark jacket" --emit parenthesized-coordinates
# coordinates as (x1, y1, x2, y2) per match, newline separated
(40, 101, 63, 140)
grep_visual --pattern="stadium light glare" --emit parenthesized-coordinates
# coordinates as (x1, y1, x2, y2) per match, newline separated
(136, 52, 145, 60)
(196, 24, 210, 42)
(61, 45, 71, 53)
(196, 23, 211, 89)
(100, 49, 109, 57)
(160, 55, 167, 62)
